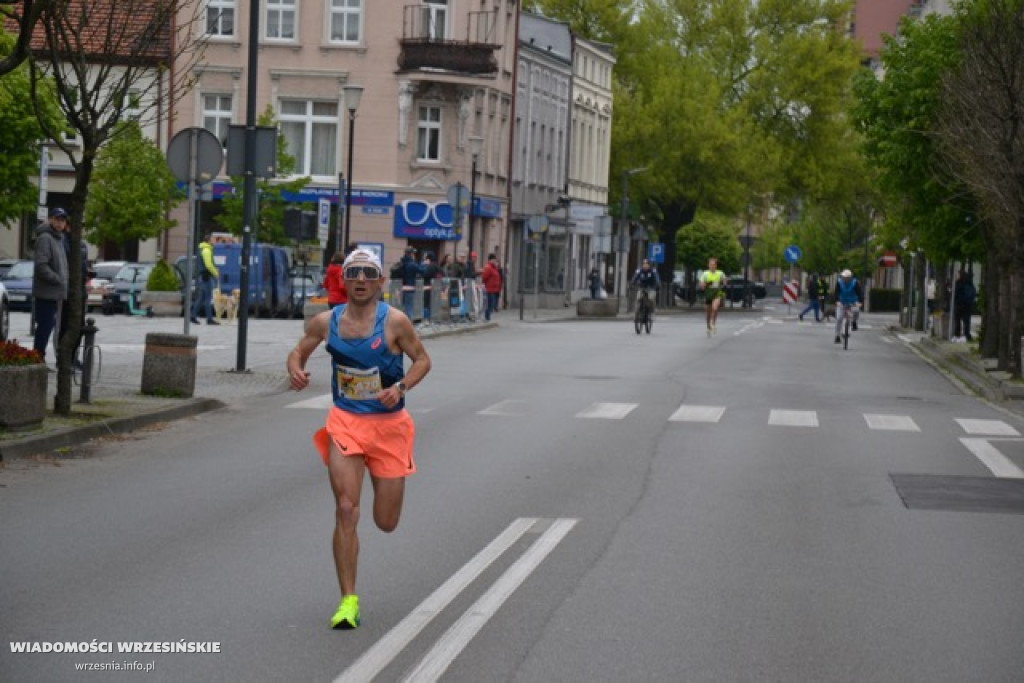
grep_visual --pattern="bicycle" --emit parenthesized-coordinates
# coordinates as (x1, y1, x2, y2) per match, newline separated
(634, 289, 653, 335)
(840, 302, 859, 350)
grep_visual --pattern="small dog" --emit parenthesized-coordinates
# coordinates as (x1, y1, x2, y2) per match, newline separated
(822, 304, 836, 322)
(213, 289, 240, 322)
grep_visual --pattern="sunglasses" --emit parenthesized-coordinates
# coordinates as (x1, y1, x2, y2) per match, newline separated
(344, 264, 381, 280)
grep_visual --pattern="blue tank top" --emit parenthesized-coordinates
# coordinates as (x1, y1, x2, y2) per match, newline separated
(326, 302, 405, 414)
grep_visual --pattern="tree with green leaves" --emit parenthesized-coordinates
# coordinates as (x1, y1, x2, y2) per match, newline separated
(26, 0, 205, 415)
(852, 12, 981, 337)
(0, 27, 64, 226)
(214, 105, 312, 246)
(0, 0, 55, 78)
(83, 120, 181, 252)
(533, 0, 865, 291)
(933, 0, 1024, 377)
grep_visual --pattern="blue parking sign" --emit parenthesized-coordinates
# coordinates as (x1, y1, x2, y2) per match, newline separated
(648, 243, 665, 264)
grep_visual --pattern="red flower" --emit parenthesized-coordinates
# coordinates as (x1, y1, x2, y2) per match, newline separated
(0, 340, 44, 367)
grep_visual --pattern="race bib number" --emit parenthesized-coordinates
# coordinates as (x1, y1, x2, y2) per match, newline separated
(336, 365, 382, 400)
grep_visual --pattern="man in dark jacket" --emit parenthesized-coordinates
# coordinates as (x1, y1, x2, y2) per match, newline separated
(798, 273, 822, 322)
(32, 208, 70, 361)
(400, 246, 422, 319)
(953, 270, 977, 342)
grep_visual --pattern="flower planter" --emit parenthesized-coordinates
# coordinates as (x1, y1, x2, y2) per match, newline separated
(140, 291, 183, 317)
(141, 333, 197, 398)
(0, 363, 48, 431)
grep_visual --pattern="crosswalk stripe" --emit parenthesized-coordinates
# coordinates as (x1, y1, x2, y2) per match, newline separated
(668, 405, 726, 423)
(864, 414, 920, 431)
(960, 438, 1024, 478)
(769, 410, 818, 427)
(478, 399, 529, 416)
(285, 393, 333, 410)
(955, 418, 1020, 436)
(575, 403, 637, 419)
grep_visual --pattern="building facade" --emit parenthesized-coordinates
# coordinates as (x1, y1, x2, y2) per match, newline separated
(171, 0, 518, 271)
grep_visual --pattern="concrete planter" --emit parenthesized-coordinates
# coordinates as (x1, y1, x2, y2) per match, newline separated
(141, 333, 197, 398)
(577, 298, 619, 317)
(140, 291, 183, 317)
(0, 363, 48, 431)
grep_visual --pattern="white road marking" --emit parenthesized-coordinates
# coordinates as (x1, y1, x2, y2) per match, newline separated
(864, 414, 920, 431)
(960, 438, 1024, 479)
(285, 393, 333, 410)
(668, 405, 726, 423)
(768, 410, 818, 427)
(955, 418, 1020, 436)
(478, 399, 529, 416)
(336, 518, 538, 683)
(399, 518, 578, 682)
(575, 402, 637, 419)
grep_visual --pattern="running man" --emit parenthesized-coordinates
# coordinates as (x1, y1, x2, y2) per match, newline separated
(699, 257, 726, 336)
(287, 248, 432, 630)
(833, 268, 863, 344)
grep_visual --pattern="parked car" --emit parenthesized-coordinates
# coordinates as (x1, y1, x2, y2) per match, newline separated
(101, 262, 155, 315)
(724, 277, 767, 303)
(86, 260, 128, 311)
(289, 274, 324, 318)
(0, 281, 9, 341)
(0, 258, 20, 279)
(0, 260, 34, 311)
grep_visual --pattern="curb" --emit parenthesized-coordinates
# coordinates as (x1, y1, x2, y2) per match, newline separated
(0, 398, 226, 462)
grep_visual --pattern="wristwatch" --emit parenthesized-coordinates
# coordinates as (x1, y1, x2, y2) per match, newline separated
(397, 381, 408, 396)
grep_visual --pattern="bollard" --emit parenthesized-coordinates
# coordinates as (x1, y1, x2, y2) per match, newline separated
(78, 317, 99, 404)
(141, 333, 198, 398)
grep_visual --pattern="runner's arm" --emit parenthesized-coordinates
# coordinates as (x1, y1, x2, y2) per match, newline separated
(380, 310, 432, 408)
(287, 311, 329, 391)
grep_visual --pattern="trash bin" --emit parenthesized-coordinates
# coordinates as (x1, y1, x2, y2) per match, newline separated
(141, 332, 198, 398)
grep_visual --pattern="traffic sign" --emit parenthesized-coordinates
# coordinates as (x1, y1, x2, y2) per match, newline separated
(527, 214, 549, 234)
(784, 245, 802, 264)
(648, 243, 665, 264)
(783, 281, 799, 304)
(317, 198, 330, 247)
(879, 251, 898, 268)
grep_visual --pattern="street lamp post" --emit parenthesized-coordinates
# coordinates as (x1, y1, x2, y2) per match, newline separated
(335, 171, 344, 253)
(341, 85, 364, 251)
(467, 136, 483, 262)
(618, 167, 647, 301)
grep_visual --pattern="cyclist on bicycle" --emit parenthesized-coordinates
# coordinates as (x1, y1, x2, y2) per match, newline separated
(833, 269, 863, 343)
(699, 257, 726, 336)
(631, 259, 661, 315)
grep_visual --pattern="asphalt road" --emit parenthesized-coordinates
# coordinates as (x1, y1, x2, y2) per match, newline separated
(3, 310, 1024, 682)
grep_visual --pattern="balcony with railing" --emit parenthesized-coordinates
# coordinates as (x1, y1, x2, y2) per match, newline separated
(399, 7, 500, 75)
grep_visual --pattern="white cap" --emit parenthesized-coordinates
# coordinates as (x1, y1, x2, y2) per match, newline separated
(840, 269, 852, 278)
(343, 248, 381, 270)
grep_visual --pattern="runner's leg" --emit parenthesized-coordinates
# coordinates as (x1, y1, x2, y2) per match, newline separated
(328, 442, 367, 596)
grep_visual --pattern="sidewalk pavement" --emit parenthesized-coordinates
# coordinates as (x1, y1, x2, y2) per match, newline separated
(2, 306, 1020, 461)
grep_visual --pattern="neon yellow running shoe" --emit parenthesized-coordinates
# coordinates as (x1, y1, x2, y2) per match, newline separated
(330, 594, 360, 630)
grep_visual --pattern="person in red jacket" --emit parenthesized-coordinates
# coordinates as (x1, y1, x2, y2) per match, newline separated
(323, 251, 347, 308)
(481, 253, 502, 321)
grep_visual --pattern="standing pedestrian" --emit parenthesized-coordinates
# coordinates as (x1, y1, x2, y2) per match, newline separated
(32, 208, 70, 362)
(286, 248, 432, 630)
(588, 268, 602, 299)
(190, 233, 220, 325)
(58, 219, 88, 370)
(953, 269, 977, 342)
(421, 253, 440, 322)
(481, 253, 502, 321)
(324, 251, 347, 308)
(399, 246, 421, 319)
(798, 273, 822, 322)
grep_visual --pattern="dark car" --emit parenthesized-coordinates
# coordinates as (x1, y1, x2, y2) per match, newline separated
(0, 260, 34, 311)
(101, 263, 155, 315)
(724, 277, 767, 303)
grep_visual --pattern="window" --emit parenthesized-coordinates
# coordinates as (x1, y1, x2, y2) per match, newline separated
(279, 99, 338, 176)
(206, 0, 235, 37)
(203, 94, 233, 145)
(329, 0, 361, 43)
(266, 0, 296, 40)
(416, 106, 441, 162)
(422, 0, 447, 40)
